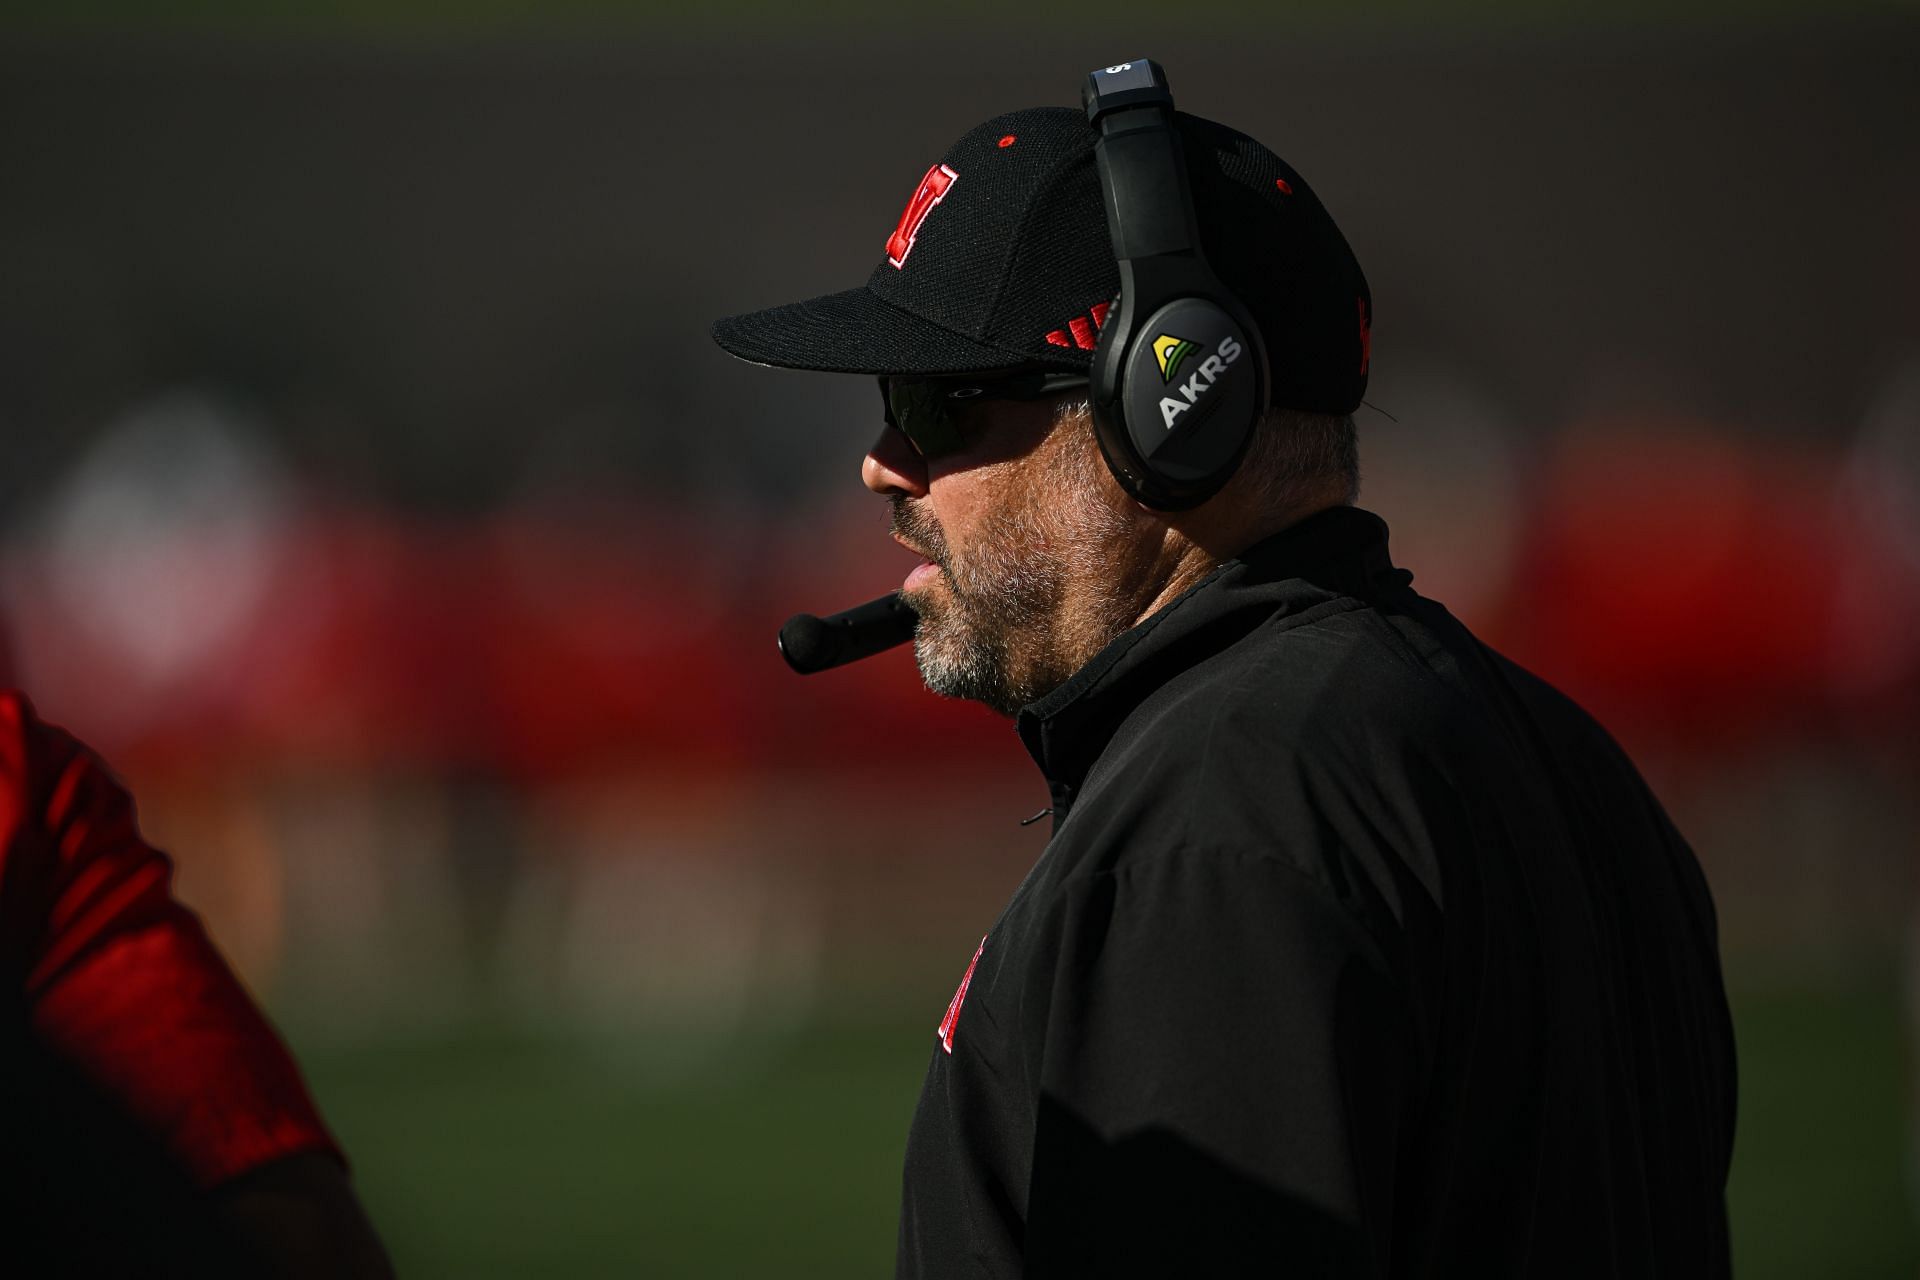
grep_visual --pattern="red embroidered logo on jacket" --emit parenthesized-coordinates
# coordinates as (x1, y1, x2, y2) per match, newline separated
(886, 164, 958, 269)
(1357, 295, 1372, 375)
(939, 935, 986, 1054)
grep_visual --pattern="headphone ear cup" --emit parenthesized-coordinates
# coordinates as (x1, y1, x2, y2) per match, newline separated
(1088, 291, 1158, 507)
(1096, 298, 1265, 511)
(1089, 377, 1155, 506)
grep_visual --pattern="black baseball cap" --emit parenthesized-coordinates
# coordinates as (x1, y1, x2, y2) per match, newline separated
(711, 104, 1371, 416)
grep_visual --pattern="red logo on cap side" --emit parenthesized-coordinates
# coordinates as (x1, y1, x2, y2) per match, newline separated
(886, 163, 959, 269)
(1045, 300, 1113, 351)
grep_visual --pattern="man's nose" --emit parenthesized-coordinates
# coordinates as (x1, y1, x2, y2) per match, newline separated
(862, 427, 928, 498)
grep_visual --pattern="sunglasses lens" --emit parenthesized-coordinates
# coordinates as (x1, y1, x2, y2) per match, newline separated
(885, 379, 967, 458)
(879, 371, 1087, 458)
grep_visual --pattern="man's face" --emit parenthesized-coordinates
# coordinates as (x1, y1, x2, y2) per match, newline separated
(863, 391, 1137, 716)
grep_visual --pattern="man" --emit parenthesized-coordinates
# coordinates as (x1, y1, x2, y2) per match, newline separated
(713, 78, 1735, 1277)
(0, 690, 392, 1277)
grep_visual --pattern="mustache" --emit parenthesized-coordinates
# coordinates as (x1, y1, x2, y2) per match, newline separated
(889, 496, 949, 568)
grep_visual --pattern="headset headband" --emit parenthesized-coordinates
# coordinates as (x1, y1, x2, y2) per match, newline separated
(1081, 60, 1271, 511)
(1083, 63, 1207, 278)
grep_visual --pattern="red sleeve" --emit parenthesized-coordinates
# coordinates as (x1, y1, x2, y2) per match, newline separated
(0, 691, 344, 1190)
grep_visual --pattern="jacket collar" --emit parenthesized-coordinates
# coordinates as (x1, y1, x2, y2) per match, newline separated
(1015, 505, 1405, 799)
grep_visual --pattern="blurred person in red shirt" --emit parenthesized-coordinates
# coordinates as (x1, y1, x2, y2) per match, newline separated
(0, 690, 391, 1278)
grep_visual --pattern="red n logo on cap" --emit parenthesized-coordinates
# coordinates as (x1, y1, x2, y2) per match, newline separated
(886, 164, 958, 269)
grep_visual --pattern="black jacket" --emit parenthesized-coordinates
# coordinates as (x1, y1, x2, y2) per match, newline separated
(897, 506, 1736, 1278)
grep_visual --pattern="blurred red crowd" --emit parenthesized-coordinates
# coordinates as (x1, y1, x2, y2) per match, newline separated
(2, 420, 1915, 783)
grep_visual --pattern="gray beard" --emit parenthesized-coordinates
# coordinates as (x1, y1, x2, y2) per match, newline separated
(912, 607, 1035, 717)
(907, 507, 1067, 716)
(891, 460, 1133, 718)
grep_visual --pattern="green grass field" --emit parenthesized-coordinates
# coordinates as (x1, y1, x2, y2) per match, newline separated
(308, 1021, 927, 1277)
(1727, 982, 1917, 1278)
(302, 980, 1917, 1277)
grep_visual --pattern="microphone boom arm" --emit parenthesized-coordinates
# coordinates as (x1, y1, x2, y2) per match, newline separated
(778, 593, 918, 674)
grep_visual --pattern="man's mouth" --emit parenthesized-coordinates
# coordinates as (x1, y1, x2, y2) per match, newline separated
(890, 531, 934, 561)
(904, 560, 942, 592)
(890, 532, 945, 594)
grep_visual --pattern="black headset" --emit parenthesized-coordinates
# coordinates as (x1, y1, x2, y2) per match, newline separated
(1081, 60, 1271, 512)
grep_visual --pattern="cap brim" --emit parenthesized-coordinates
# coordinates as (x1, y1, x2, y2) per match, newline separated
(711, 286, 1036, 377)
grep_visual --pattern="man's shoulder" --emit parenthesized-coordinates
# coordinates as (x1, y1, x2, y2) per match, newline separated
(1077, 582, 1664, 874)
(1115, 589, 1473, 773)
(1057, 599, 1465, 888)
(1064, 589, 1578, 894)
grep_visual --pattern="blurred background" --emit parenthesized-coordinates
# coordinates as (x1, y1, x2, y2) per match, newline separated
(2, 5, 1917, 1275)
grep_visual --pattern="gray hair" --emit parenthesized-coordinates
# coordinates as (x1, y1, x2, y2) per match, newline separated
(1054, 399, 1360, 510)
(1239, 406, 1361, 509)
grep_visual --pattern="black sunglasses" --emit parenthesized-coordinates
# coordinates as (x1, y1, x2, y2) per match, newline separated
(878, 370, 1090, 459)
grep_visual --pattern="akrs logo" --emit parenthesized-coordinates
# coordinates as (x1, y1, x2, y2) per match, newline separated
(1153, 333, 1199, 383)
(1158, 333, 1244, 431)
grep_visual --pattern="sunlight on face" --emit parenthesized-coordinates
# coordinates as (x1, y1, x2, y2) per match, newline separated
(895, 401, 1135, 716)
